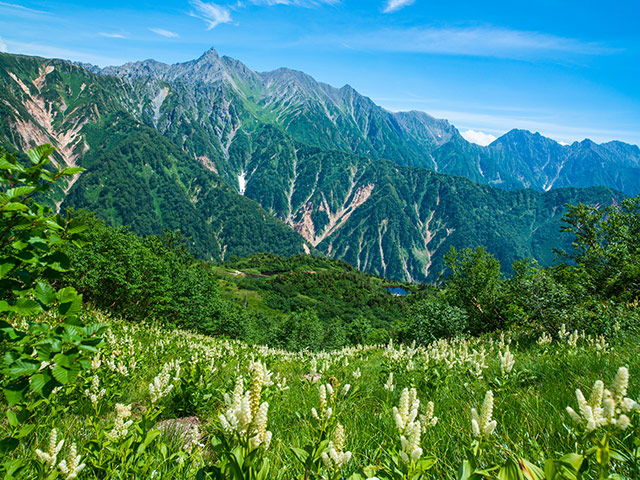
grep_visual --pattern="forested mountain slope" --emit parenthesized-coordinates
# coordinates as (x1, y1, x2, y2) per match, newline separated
(0, 51, 627, 281)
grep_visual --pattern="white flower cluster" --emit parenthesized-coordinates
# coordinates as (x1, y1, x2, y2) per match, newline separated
(537, 332, 552, 345)
(499, 346, 515, 376)
(108, 403, 134, 441)
(384, 372, 394, 392)
(311, 383, 333, 422)
(321, 423, 352, 469)
(566, 367, 639, 432)
(35, 430, 85, 480)
(35, 428, 64, 470)
(219, 360, 273, 450)
(58, 443, 86, 480)
(393, 388, 430, 465)
(84, 374, 106, 406)
(471, 390, 497, 439)
(149, 360, 181, 405)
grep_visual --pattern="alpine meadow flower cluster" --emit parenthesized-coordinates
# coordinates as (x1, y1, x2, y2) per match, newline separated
(566, 366, 639, 432)
(219, 360, 273, 451)
(471, 390, 497, 439)
(321, 423, 352, 469)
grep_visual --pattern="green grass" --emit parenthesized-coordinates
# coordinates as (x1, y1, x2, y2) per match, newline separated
(3, 309, 639, 479)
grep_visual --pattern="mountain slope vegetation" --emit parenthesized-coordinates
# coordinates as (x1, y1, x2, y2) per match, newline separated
(0, 51, 629, 281)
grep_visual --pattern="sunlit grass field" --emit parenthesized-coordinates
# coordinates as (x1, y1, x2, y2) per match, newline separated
(3, 309, 639, 479)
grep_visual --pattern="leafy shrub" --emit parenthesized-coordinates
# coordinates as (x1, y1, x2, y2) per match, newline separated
(403, 297, 468, 345)
(0, 145, 107, 474)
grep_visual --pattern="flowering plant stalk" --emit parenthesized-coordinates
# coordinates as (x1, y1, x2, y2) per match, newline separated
(199, 360, 273, 480)
(290, 379, 353, 480)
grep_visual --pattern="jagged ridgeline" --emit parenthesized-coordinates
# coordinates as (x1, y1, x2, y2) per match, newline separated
(0, 51, 627, 281)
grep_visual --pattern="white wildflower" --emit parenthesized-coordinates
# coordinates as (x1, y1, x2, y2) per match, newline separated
(384, 372, 394, 392)
(57, 443, 85, 480)
(35, 428, 64, 470)
(471, 390, 497, 439)
(499, 346, 515, 375)
(108, 404, 134, 441)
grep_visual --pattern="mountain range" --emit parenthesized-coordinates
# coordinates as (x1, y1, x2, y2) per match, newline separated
(0, 49, 631, 281)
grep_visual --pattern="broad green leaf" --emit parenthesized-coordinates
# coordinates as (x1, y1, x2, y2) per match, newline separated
(14, 298, 42, 316)
(6, 410, 18, 428)
(1, 202, 29, 212)
(4, 186, 35, 200)
(498, 459, 523, 480)
(7, 358, 40, 377)
(518, 458, 545, 480)
(16, 424, 35, 439)
(51, 362, 81, 384)
(4, 377, 29, 406)
(31, 372, 58, 398)
(34, 282, 56, 306)
(0, 260, 16, 278)
(290, 446, 309, 464)
(60, 166, 85, 175)
(26, 144, 54, 164)
(0, 436, 19, 454)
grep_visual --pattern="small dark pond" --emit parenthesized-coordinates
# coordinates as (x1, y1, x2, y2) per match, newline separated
(386, 287, 410, 295)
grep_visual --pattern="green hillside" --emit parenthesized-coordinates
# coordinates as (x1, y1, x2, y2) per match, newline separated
(1, 146, 639, 479)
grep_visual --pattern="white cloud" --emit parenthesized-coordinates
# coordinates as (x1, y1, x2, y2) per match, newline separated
(0, 1, 48, 15)
(383, 0, 414, 13)
(461, 129, 497, 146)
(190, 0, 232, 29)
(247, 0, 338, 6)
(99, 32, 128, 39)
(319, 25, 610, 60)
(5, 40, 127, 67)
(0, 36, 6, 52)
(150, 28, 179, 38)
(426, 108, 639, 146)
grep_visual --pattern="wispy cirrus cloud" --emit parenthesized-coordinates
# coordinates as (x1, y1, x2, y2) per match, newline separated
(383, 0, 414, 13)
(150, 28, 179, 38)
(99, 32, 128, 39)
(324, 25, 612, 59)
(0, 1, 48, 15)
(190, 0, 232, 29)
(0, 36, 7, 52)
(5, 40, 126, 66)
(246, 0, 339, 6)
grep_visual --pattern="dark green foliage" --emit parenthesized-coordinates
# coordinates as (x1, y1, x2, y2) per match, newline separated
(0, 146, 106, 469)
(401, 297, 468, 345)
(272, 309, 325, 351)
(557, 196, 640, 300)
(59, 212, 243, 337)
(441, 247, 507, 334)
(218, 253, 416, 346)
(64, 113, 309, 262)
(504, 259, 577, 333)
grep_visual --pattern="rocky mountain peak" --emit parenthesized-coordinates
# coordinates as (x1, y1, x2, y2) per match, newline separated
(196, 47, 221, 63)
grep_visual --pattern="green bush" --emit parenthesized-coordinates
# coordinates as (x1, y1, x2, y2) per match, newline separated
(403, 297, 468, 345)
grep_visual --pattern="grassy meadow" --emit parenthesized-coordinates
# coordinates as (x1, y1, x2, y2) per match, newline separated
(2, 308, 639, 479)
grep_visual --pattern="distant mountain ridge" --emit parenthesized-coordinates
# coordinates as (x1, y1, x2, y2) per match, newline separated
(0, 50, 628, 282)
(91, 47, 640, 195)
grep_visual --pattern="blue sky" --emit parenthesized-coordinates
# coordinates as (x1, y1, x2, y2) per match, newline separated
(1, 0, 639, 146)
